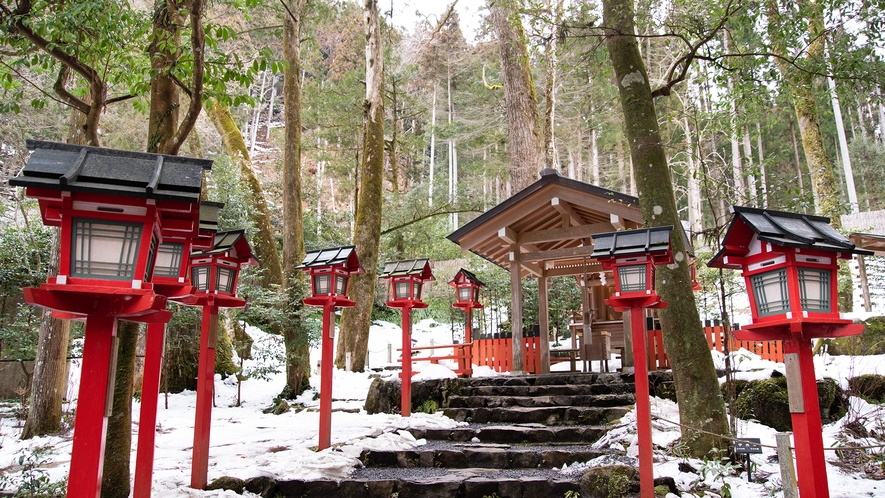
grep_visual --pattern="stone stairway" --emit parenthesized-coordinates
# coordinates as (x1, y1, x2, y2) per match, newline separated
(230, 372, 640, 497)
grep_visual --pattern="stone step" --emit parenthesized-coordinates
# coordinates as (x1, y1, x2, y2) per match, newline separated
(410, 423, 611, 444)
(442, 405, 630, 425)
(455, 372, 627, 388)
(359, 445, 608, 469)
(455, 382, 637, 397)
(347, 469, 581, 498)
(446, 392, 635, 408)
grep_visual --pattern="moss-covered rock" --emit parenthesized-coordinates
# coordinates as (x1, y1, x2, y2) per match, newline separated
(272, 400, 290, 415)
(848, 374, 885, 404)
(581, 465, 638, 498)
(207, 476, 245, 493)
(364, 378, 401, 414)
(735, 376, 845, 431)
(720, 379, 750, 402)
(734, 377, 792, 431)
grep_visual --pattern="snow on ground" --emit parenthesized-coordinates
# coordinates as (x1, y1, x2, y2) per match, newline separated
(1, 320, 884, 497)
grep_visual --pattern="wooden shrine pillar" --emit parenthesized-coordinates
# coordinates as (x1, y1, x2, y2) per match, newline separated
(509, 243, 524, 374)
(858, 254, 872, 312)
(538, 275, 550, 373)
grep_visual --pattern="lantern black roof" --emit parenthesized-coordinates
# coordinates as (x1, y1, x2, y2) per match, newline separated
(297, 246, 363, 273)
(379, 259, 435, 281)
(199, 202, 223, 233)
(194, 230, 259, 265)
(450, 268, 485, 287)
(9, 140, 211, 203)
(709, 206, 872, 269)
(591, 226, 673, 259)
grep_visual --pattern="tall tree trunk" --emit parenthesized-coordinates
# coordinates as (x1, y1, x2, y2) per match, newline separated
(100, 321, 139, 498)
(21, 229, 70, 440)
(755, 121, 768, 208)
(742, 126, 758, 202)
(428, 84, 437, 207)
(543, 0, 563, 170)
(336, 0, 384, 372)
(602, 0, 729, 457)
(827, 73, 858, 213)
(281, 0, 310, 394)
(147, 0, 183, 153)
(766, 0, 841, 227)
(488, 0, 544, 191)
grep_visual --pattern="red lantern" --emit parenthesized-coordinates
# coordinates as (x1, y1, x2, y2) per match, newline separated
(178, 229, 256, 489)
(297, 246, 364, 450)
(592, 226, 673, 498)
(709, 206, 871, 498)
(450, 268, 484, 310)
(9, 140, 209, 498)
(379, 259, 435, 416)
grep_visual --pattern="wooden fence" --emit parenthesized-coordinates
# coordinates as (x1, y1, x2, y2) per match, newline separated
(405, 323, 785, 376)
(646, 323, 785, 370)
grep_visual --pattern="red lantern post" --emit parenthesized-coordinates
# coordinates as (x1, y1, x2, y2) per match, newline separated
(132, 202, 222, 498)
(296, 246, 363, 450)
(177, 230, 257, 489)
(592, 226, 674, 498)
(449, 268, 485, 376)
(380, 259, 435, 416)
(9, 141, 210, 498)
(709, 206, 870, 498)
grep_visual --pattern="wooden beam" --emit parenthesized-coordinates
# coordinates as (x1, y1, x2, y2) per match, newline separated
(610, 214, 624, 230)
(520, 222, 615, 245)
(551, 197, 582, 226)
(544, 265, 605, 277)
(521, 244, 598, 262)
(498, 226, 518, 244)
(554, 189, 642, 224)
(509, 250, 544, 277)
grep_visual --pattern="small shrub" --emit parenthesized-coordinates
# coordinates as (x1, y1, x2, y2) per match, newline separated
(848, 374, 885, 404)
(418, 399, 438, 414)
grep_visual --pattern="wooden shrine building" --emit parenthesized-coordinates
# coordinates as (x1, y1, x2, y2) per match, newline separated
(447, 168, 644, 374)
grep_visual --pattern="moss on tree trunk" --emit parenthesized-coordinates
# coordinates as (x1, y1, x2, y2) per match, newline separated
(336, 0, 385, 372)
(488, 0, 544, 191)
(281, 0, 310, 393)
(602, 0, 730, 457)
(100, 321, 139, 498)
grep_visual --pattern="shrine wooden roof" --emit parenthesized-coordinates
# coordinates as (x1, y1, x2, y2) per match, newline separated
(446, 169, 643, 278)
(849, 232, 885, 256)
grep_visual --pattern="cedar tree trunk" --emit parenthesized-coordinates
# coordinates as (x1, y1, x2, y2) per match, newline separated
(21, 229, 69, 439)
(100, 321, 139, 498)
(281, 0, 311, 393)
(336, 0, 385, 372)
(765, 0, 841, 227)
(488, 0, 544, 192)
(602, 0, 730, 457)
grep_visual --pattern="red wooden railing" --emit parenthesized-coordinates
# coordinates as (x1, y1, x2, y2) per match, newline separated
(473, 336, 542, 374)
(646, 324, 785, 370)
(398, 342, 474, 377)
(403, 324, 784, 376)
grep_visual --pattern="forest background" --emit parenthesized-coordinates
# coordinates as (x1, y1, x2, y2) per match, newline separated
(2, 0, 885, 494)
